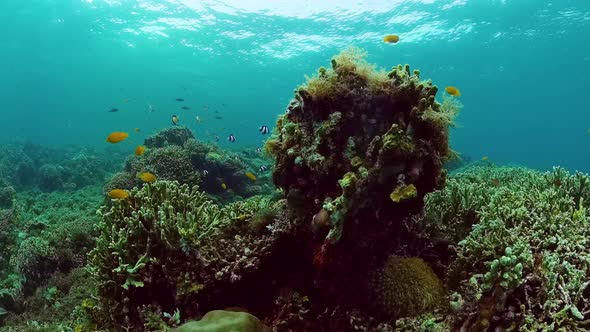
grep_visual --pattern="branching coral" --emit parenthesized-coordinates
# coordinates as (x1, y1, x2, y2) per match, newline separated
(417, 166, 590, 330)
(88, 181, 291, 330)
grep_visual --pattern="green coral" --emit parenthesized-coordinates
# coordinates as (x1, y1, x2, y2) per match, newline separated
(368, 256, 444, 319)
(419, 166, 590, 330)
(390, 184, 418, 203)
(88, 181, 287, 330)
(175, 310, 269, 332)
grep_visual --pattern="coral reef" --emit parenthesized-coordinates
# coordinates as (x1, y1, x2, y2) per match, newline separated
(267, 47, 454, 244)
(0, 184, 102, 330)
(88, 181, 293, 330)
(105, 127, 273, 203)
(415, 165, 590, 330)
(0, 142, 126, 192)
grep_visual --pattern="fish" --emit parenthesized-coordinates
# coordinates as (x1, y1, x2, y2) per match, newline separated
(195, 116, 201, 123)
(106, 132, 129, 143)
(181, 106, 191, 110)
(175, 98, 184, 102)
(228, 134, 236, 143)
(221, 183, 227, 190)
(255, 147, 262, 153)
(122, 98, 130, 103)
(259, 125, 269, 135)
(137, 171, 157, 183)
(108, 108, 119, 113)
(202, 170, 209, 176)
(245, 172, 257, 181)
(214, 135, 219, 142)
(491, 178, 500, 187)
(148, 103, 156, 112)
(445, 86, 461, 97)
(108, 189, 129, 199)
(481, 156, 488, 161)
(383, 34, 400, 43)
(215, 115, 223, 120)
(134, 128, 140, 132)
(172, 115, 179, 125)
(135, 145, 146, 156)
(259, 165, 268, 172)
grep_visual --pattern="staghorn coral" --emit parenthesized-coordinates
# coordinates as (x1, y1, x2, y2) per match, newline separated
(88, 181, 292, 330)
(417, 166, 590, 330)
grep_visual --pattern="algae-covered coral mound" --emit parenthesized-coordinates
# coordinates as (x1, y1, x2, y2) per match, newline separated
(88, 181, 291, 330)
(267, 47, 457, 244)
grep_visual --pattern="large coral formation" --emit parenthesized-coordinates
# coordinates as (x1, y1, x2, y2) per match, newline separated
(88, 181, 292, 330)
(267, 47, 455, 244)
(415, 165, 590, 330)
(105, 127, 271, 202)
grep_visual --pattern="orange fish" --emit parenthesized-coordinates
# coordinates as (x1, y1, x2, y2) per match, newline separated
(135, 145, 146, 156)
(108, 189, 129, 199)
(383, 34, 400, 43)
(137, 172, 156, 183)
(106, 132, 129, 143)
(491, 179, 500, 187)
(445, 86, 461, 96)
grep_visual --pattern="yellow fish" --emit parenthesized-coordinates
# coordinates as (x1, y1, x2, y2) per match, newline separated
(134, 127, 140, 133)
(135, 145, 146, 156)
(108, 189, 129, 199)
(383, 34, 399, 43)
(137, 172, 157, 183)
(172, 115, 179, 125)
(221, 183, 227, 190)
(445, 86, 461, 97)
(106, 132, 129, 143)
(481, 156, 488, 161)
(245, 172, 257, 181)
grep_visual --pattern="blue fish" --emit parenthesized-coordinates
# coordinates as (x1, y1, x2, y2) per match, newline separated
(228, 134, 236, 143)
(255, 147, 262, 153)
(259, 165, 268, 172)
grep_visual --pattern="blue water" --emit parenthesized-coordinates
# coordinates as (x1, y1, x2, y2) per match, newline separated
(0, 0, 588, 171)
